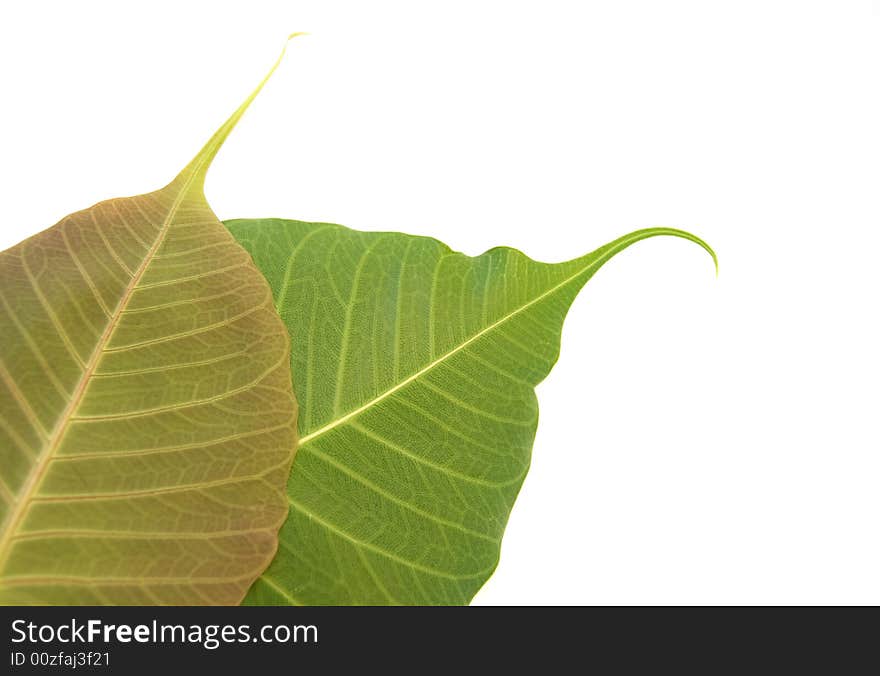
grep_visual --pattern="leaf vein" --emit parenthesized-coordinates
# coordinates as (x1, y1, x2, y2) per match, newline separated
(298, 260, 595, 445)
(304, 441, 499, 542)
(288, 498, 493, 581)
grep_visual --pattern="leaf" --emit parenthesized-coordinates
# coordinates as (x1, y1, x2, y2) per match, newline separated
(0, 41, 300, 605)
(226, 218, 715, 605)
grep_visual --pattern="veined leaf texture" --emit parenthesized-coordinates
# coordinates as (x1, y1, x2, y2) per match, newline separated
(227, 219, 715, 605)
(1, 34, 714, 606)
(0, 44, 298, 604)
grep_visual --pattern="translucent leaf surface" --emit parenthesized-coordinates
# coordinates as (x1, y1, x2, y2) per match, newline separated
(0, 46, 298, 605)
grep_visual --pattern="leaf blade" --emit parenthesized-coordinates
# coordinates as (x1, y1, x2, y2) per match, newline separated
(0, 43, 299, 605)
(227, 218, 713, 605)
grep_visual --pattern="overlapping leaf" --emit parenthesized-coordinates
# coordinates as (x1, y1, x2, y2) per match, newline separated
(0, 48, 298, 605)
(227, 218, 715, 605)
(0, 33, 714, 606)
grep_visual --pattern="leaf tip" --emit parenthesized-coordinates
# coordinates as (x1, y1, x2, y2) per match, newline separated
(689, 231, 718, 277)
(173, 32, 308, 192)
(579, 227, 718, 283)
(650, 228, 718, 278)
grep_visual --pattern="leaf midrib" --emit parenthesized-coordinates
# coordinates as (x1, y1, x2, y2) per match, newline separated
(0, 167, 207, 571)
(296, 255, 595, 447)
(295, 226, 693, 449)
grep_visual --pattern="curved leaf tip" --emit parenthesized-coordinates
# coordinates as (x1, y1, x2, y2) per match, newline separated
(582, 227, 717, 278)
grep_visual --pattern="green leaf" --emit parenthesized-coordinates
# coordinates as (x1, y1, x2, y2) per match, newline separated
(0, 42, 300, 605)
(226, 218, 715, 605)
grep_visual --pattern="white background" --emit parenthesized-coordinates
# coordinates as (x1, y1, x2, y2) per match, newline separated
(1, 1, 878, 605)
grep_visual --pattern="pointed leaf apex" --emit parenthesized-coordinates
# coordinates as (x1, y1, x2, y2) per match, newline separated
(173, 34, 304, 193)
